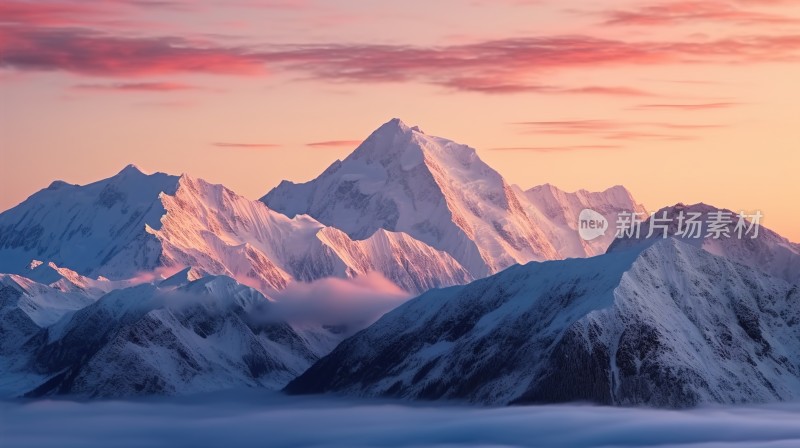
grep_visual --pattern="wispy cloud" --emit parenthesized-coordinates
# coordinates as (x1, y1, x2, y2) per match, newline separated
(596, 1, 800, 26)
(0, 0, 304, 26)
(512, 119, 724, 141)
(225, 0, 314, 9)
(438, 78, 658, 96)
(0, 27, 267, 76)
(633, 102, 741, 110)
(640, 78, 722, 85)
(306, 140, 362, 148)
(212, 142, 280, 149)
(271, 273, 411, 332)
(514, 120, 623, 133)
(72, 82, 204, 92)
(490, 144, 624, 152)
(0, 0, 196, 30)
(135, 100, 196, 108)
(264, 34, 800, 91)
(3, 5, 800, 95)
(0, 1, 111, 27)
(603, 131, 697, 141)
(560, 86, 655, 96)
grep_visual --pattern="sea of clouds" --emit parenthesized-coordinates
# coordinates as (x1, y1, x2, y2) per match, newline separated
(3, 391, 800, 448)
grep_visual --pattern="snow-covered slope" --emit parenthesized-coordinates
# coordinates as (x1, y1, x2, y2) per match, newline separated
(0, 166, 471, 295)
(0, 274, 95, 349)
(0, 274, 97, 395)
(1, 125, 646, 292)
(3, 269, 409, 399)
(22, 260, 115, 297)
(287, 238, 800, 407)
(608, 203, 800, 284)
(263, 118, 561, 277)
(0, 165, 178, 278)
(151, 175, 472, 294)
(263, 119, 647, 276)
(25, 276, 325, 398)
(523, 183, 647, 257)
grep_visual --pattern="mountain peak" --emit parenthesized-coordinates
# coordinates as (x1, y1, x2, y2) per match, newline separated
(387, 117, 409, 127)
(117, 164, 144, 176)
(264, 119, 563, 276)
(345, 119, 429, 165)
(0, 165, 180, 278)
(602, 184, 632, 195)
(383, 117, 408, 130)
(606, 201, 800, 283)
(160, 266, 207, 288)
(352, 118, 477, 169)
(529, 183, 634, 198)
(374, 118, 424, 136)
(46, 180, 73, 191)
(176, 172, 200, 188)
(528, 183, 560, 194)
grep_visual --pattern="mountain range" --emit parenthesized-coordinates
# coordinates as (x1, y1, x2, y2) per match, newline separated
(1, 118, 798, 406)
(263, 119, 645, 277)
(0, 162, 471, 296)
(287, 237, 800, 407)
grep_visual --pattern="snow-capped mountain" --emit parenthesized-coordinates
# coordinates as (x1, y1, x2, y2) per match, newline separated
(0, 274, 97, 395)
(608, 203, 800, 284)
(286, 237, 800, 407)
(151, 175, 471, 294)
(0, 165, 471, 295)
(24, 276, 327, 397)
(2, 268, 414, 399)
(0, 120, 645, 292)
(263, 119, 562, 277)
(0, 165, 178, 278)
(263, 119, 643, 277)
(6, 120, 794, 406)
(523, 183, 646, 257)
(0, 274, 96, 351)
(21, 260, 116, 297)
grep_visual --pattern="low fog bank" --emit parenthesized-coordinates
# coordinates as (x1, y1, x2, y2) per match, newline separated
(269, 272, 412, 331)
(2, 392, 800, 448)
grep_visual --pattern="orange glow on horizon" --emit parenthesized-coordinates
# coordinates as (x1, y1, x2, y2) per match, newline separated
(1, 0, 798, 242)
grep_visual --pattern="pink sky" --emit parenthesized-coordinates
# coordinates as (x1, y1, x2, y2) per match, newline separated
(1, 0, 799, 241)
